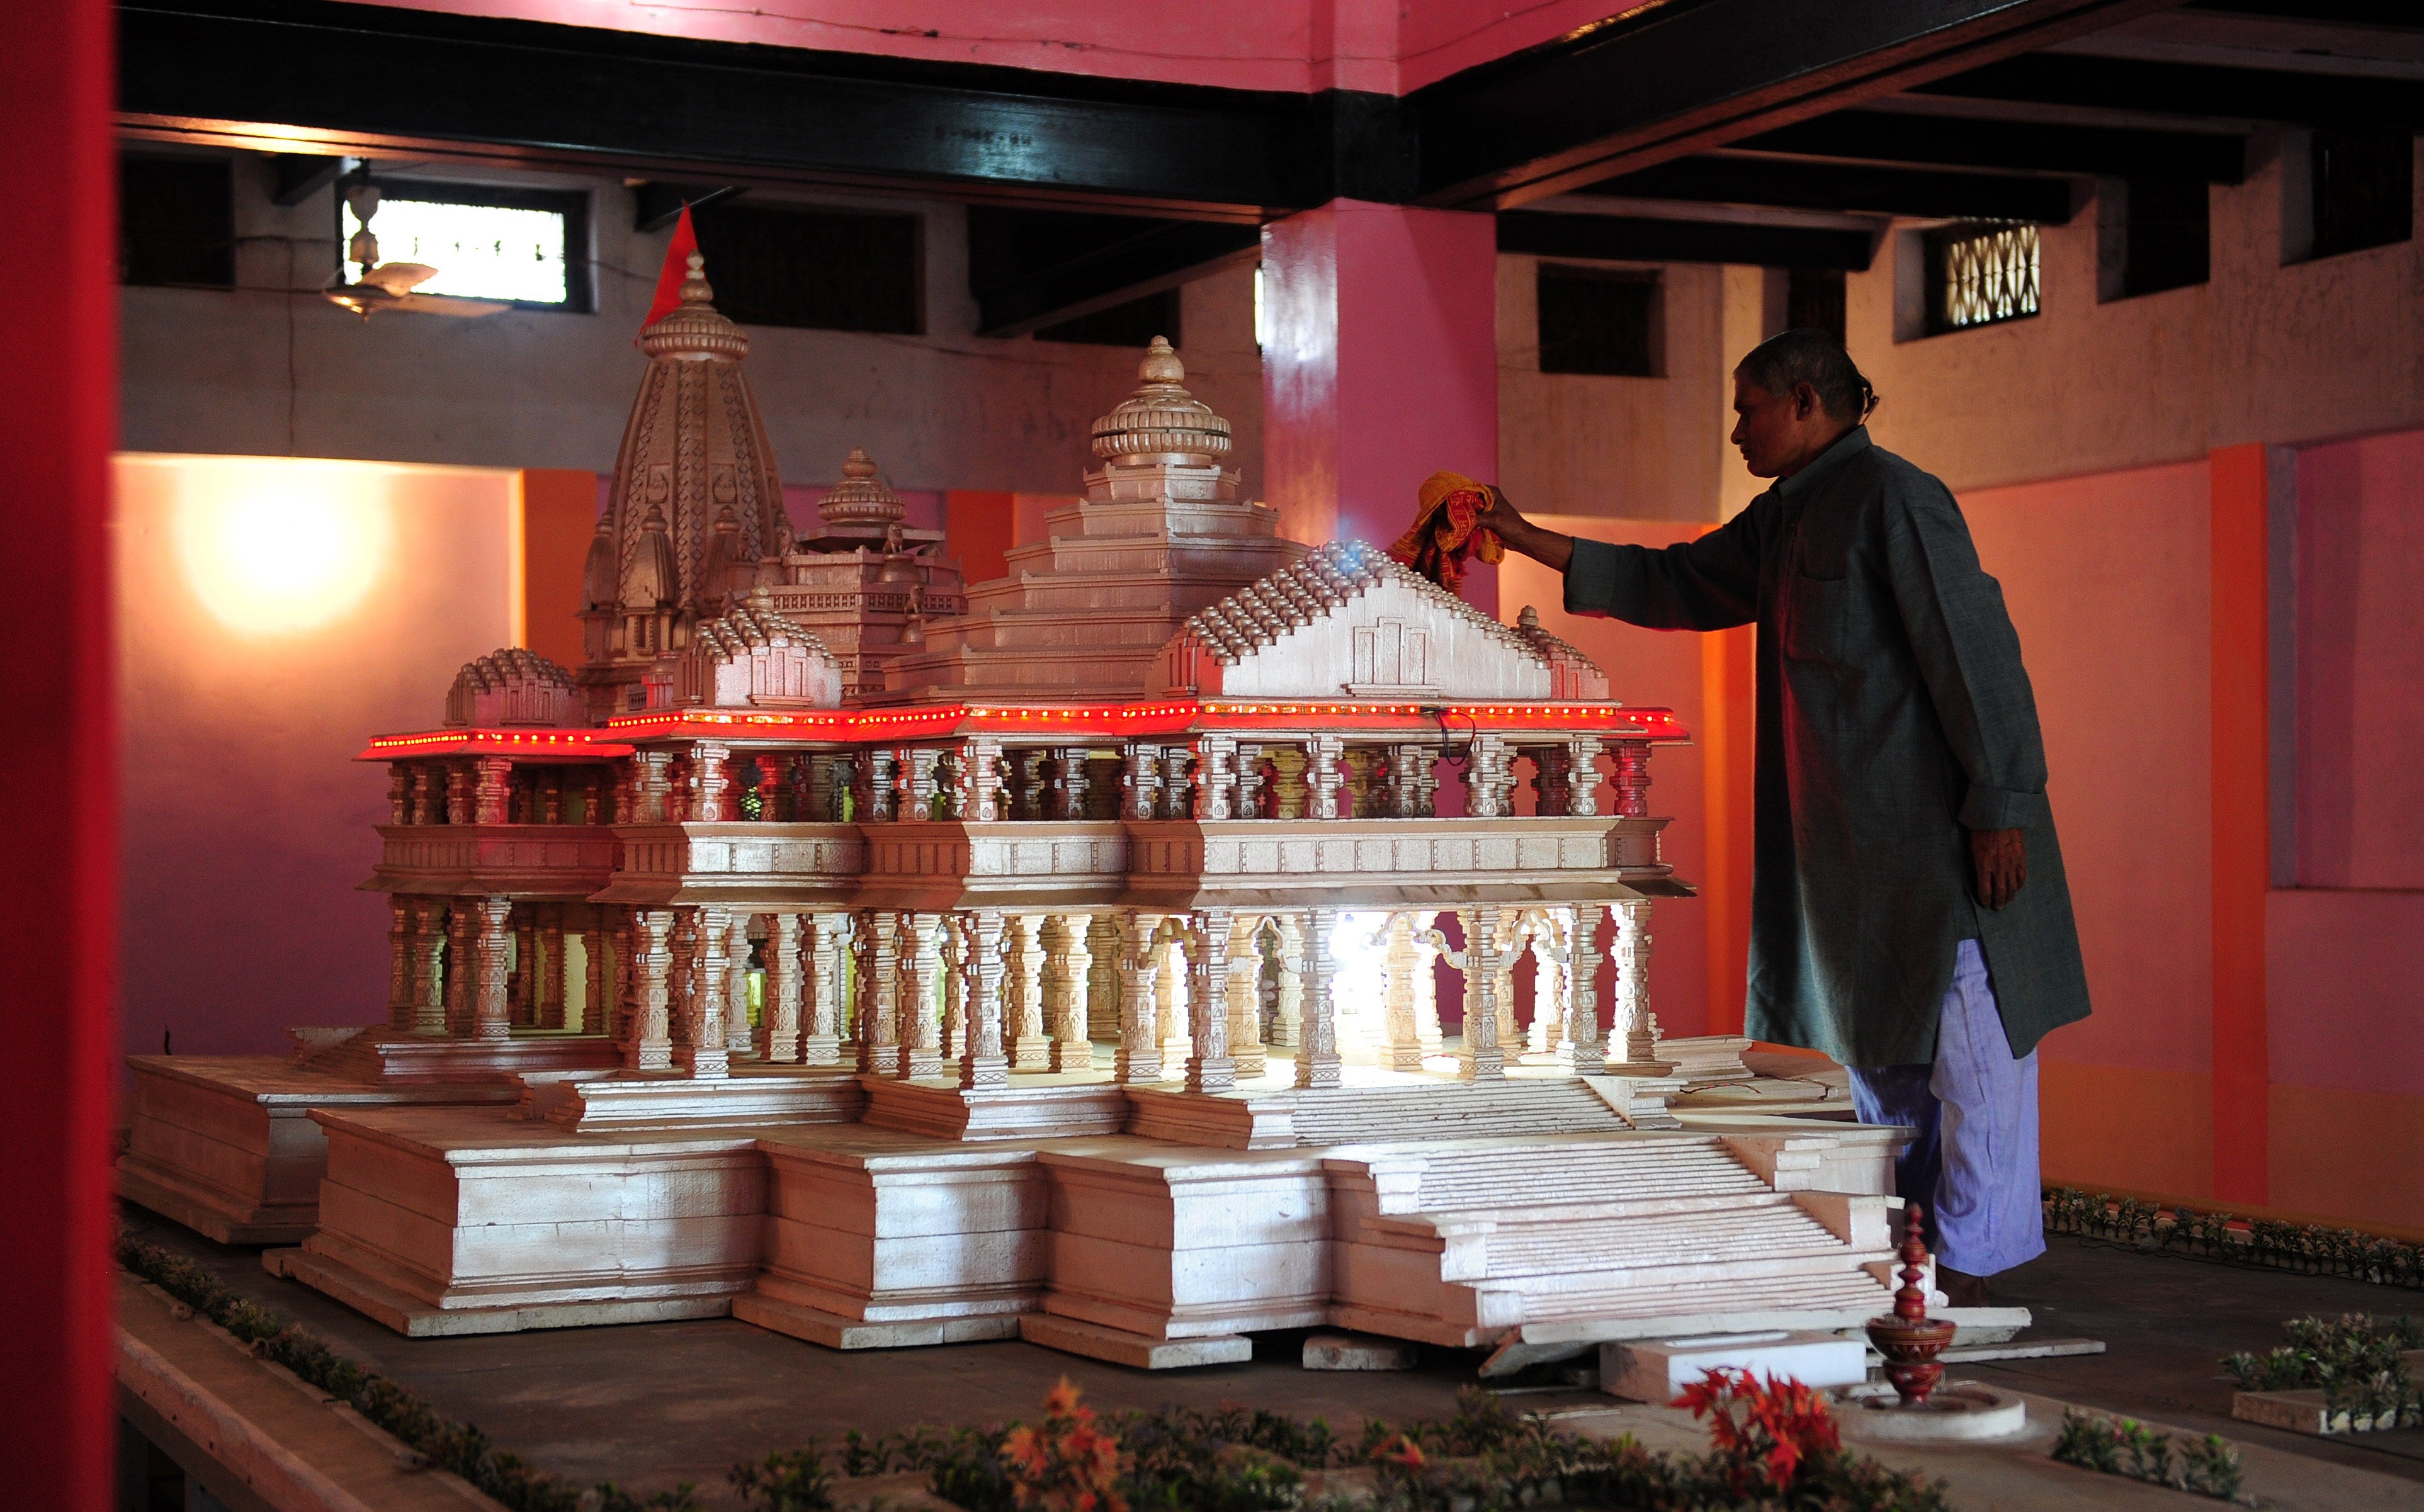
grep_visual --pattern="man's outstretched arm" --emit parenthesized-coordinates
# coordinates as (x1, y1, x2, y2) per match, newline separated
(1492, 492, 1763, 631)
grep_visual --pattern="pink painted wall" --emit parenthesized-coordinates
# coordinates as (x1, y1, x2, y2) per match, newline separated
(1499, 522, 1714, 1041)
(113, 455, 519, 1066)
(369, 1, 1601, 93)
(1262, 201, 1500, 607)
(2293, 429, 2424, 891)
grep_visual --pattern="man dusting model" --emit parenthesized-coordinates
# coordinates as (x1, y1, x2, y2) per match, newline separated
(1488, 329, 2092, 1305)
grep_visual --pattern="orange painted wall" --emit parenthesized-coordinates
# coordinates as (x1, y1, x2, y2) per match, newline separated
(113, 454, 521, 1065)
(518, 468, 598, 669)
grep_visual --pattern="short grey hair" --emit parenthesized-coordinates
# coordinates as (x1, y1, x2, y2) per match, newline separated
(1736, 329, 1880, 422)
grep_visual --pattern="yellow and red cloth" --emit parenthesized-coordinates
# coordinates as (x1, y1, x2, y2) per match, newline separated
(1388, 471, 1505, 594)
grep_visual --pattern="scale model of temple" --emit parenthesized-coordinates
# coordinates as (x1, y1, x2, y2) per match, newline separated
(117, 259, 1903, 1369)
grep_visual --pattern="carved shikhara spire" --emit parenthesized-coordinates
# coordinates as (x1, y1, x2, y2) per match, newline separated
(1090, 335, 1233, 467)
(583, 249, 793, 708)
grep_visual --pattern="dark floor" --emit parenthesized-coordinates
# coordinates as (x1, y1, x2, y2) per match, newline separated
(119, 1205, 2424, 1508)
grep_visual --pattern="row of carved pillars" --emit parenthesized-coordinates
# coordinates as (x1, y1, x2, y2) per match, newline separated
(384, 896, 613, 1041)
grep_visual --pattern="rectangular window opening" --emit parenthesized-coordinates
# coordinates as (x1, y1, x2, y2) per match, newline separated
(1922, 221, 2039, 336)
(1034, 287, 1181, 347)
(340, 179, 591, 312)
(120, 154, 235, 290)
(1537, 264, 1660, 377)
(2312, 127, 2413, 261)
(689, 203, 922, 334)
(2121, 178, 2209, 298)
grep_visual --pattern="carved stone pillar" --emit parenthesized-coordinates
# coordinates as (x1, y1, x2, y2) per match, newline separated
(906, 747, 943, 820)
(724, 912, 756, 1058)
(411, 765, 443, 825)
(939, 918, 966, 1062)
(1184, 910, 1235, 1093)
(762, 912, 803, 1062)
(1271, 915, 1305, 1048)
(443, 904, 472, 1034)
(1458, 904, 1506, 1081)
(472, 757, 512, 825)
(1530, 913, 1570, 1057)
(960, 910, 1010, 1090)
(409, 899, 447, 1035)
(806, 753, 838, 823)
(1413, 912, 1445, 1058)
(1566, 737, 1606, 815)
(1124, 743, 1163, 820)
(1046, 915, 1095, 1073)
(1530, 745, 1573, 818)
(858, 912, 901, 1075)
(688, 742, 732, 822)
(1225, 917, 1266, 1078)
(635, 750, 675, 823)
(958, 738, 1005, 822)
(804, 913, 846, 1064)
(444, 764, 474, 825)
(627, 909, 673, 1070)
(1295, 906, 1340, 1088)
(1612, 740, 1651, 818)
(1189, 736, 1236, 820)
(471, 896, 513, 1041)
(1378, 913, 1427, 1070)
(1466, 735, 1515, 819)
(1390, 744, 1441, 818)
(897, 913, 944, 1079)
(1007, 915, 1049, 1071)
(1611, 897, 1662, 1068)
(1564, 905, 1604, 1069)
(1114, 911, 1165, 1085)
(1306, 735, 1345, 820)
(386, 764, 413, 826)
(862, 749, 900, 822)
(678, 905, 732, 1078)
(1235, 743, 1267, 820)
(1155, 933, 1189, 1065)
(1052, 747, 1094, 820)
(385, 898, 414, 1031)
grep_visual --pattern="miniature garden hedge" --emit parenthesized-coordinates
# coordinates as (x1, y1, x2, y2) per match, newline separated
(2223, 1312, 2421, 1429)
(2043, 1187, 2423, 1289)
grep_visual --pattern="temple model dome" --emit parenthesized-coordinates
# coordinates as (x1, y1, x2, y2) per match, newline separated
(1090, 336, 1232, 466)
(818, 447, 906, 529)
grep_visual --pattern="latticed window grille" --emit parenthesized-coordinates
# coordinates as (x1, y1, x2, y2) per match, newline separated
(1923, 222, 2039, 334)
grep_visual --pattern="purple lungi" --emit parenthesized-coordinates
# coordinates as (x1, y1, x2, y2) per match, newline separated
(1848, 939, 2046, 1277)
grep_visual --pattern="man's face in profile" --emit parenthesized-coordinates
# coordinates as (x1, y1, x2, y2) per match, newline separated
(1729, 373, 1846, 480)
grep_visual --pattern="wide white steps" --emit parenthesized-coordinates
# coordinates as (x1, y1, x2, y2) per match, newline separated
(1510, 1268, 1893, 1326)
(1406, 1137, 1769, 1211)
(1468, 1197, 1851, 1279)
(1291, 1081, 1626, 1146)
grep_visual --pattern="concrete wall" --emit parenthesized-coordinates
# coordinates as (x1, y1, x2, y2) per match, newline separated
(121, 160, 1266, 505)
(1854, 135, 2424, 492)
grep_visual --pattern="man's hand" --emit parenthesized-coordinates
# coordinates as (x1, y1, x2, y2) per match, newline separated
(1485, 490, 1575, 573)
(1970, 827, 2026, 909)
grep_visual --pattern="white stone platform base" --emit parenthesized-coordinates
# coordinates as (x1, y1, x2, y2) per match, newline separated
(860, 1077, 1130, 1141)
(283, 1106, 767, 1334)
(1018, 1314, 1252, 1370)
(1599, 1329, 1867, 1402)
(732, 1295, 1023, 1350)
(116, 1055, 519, 1244)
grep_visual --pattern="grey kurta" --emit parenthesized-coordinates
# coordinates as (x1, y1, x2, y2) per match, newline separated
(1564, 427, 2090, 1066)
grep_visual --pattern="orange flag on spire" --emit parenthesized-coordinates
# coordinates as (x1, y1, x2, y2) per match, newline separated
(640, 203, 699, 335)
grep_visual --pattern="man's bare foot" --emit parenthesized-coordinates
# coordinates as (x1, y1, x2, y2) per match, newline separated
(1937, 1265, 1991, 1309)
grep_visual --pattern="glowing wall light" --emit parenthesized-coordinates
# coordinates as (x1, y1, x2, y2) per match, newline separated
(172, 462, 392, 635)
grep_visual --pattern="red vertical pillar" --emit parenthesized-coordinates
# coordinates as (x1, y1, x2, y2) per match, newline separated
(1699, 621, 1757, 1038)
(2211, 444, 2270, 1205)
(0, 1, 118, 1509)
(1261, 200, 1500, 614)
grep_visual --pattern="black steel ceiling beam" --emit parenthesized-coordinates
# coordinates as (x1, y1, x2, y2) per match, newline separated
(1734, 108, 2247, 183)
(1916, 52, 2424, 127)
(1582, 153, 2076, 222)
(633, 183, 746, 234)
(117, 0, 1344, 220)
(1498, 210, 1878, 271)
(967, 208, 1263, 336)
(1407, 0, 2178, 209)
(2185, 1, 2423, 25)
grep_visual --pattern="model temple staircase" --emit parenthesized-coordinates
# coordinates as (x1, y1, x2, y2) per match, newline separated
(1325, 1133, 1896, 1346)
(1288, 1078, 1630, 1145)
